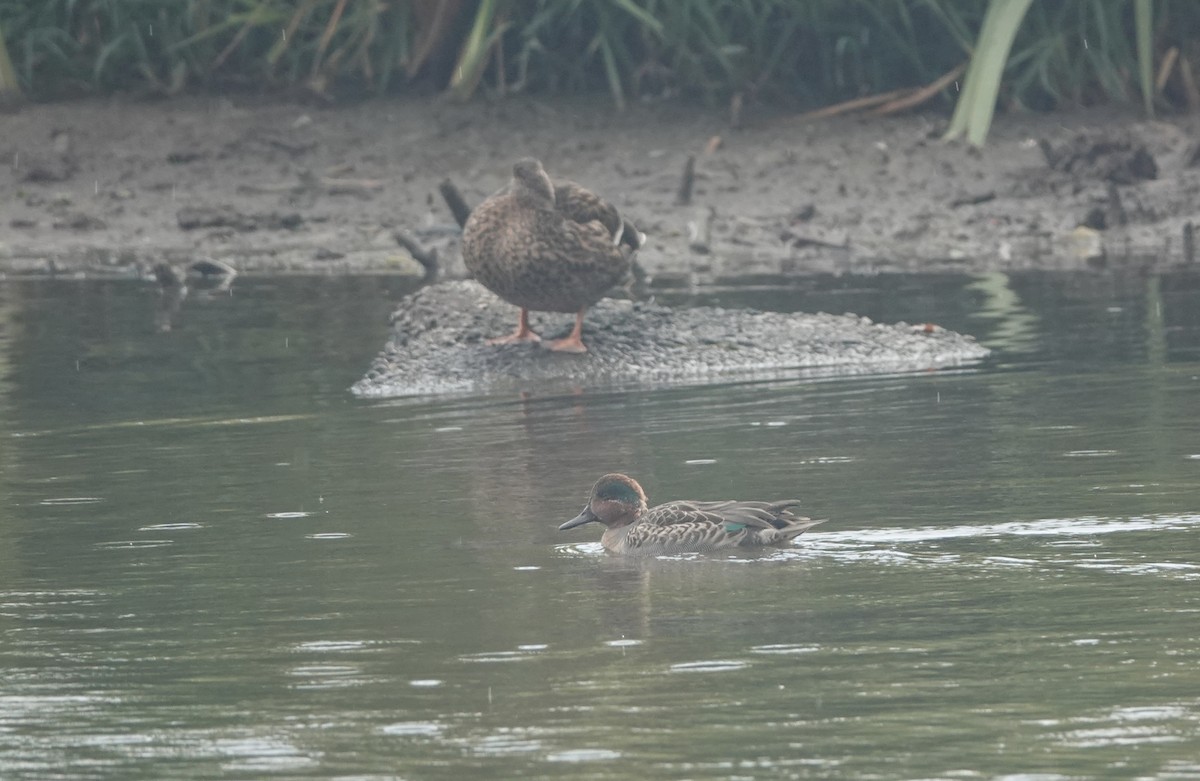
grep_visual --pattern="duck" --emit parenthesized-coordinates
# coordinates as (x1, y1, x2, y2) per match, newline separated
(558, 473, 824, 555)
(461, 158, 644, 354)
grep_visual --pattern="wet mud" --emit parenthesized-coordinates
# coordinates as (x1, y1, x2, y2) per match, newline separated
(4, 95, 1200, 282)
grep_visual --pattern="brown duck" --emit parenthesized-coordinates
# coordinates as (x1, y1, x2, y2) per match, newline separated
(559, 473, 825, 555)
(462, 158, 644, 353)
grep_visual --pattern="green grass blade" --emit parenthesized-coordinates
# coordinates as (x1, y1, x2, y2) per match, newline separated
(1135, 0, 1154, 117)
(597, 34, 625, 110)
(0, 22, 22, 98)
(450, 0, 505, 99)
(945, 0, 1035, 146)
(607, 0, 663, 36)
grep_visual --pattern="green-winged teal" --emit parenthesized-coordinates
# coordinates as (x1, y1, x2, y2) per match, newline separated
(462, 158, 644, 353)
(559, 473, 824, 555)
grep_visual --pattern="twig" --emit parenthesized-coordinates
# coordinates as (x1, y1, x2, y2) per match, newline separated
(687, 206, 715, 254)
(780, 228, 849, 250)
(676, 154, 696, 206)
(1156, 46, 1179, 92)
(321, 176, 384, 195)
(790, 88, 909, 122)
(874, 62, 966, 116)
(729, 91, 743, 129)
(439, 178, 472, 228)
(782, 62, 965, 123)
(949, 190, 996, 208)
(394, 230, 439, 282)
(237, 172, 382, 196)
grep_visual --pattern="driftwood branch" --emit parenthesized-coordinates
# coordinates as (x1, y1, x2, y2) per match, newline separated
(676, 154, 696, 206)
(785, 62, 966, 122)
(439, 178, 472, 229)
(792, 88, 909, 122)
(393, 230, 439, 282)
(874, 62, 966, 116)
(237, 170, 383, 197)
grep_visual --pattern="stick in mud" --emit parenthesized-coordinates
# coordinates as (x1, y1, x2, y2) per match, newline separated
(439, 179, 472, 229)
(394, 230, 439, 282)
(677, 154, 696, 206)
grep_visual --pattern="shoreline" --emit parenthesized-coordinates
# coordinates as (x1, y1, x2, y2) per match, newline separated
(3, 96, 1198, 284)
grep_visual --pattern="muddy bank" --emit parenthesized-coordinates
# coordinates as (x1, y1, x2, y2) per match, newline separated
(3, 96, 1200, 283)
(352, 281, 989, 398)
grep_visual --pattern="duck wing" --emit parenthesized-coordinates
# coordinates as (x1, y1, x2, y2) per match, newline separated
(626, 500, 822, 552)
(555, 179, 644, 250)
(643, 500, 806, 529)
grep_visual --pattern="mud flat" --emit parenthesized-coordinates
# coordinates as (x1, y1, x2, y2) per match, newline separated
(3, 96, 1199, 282)
(352, 281, 989, 397)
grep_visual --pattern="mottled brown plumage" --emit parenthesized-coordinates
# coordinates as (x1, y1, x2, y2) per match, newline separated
(462, 159, 644, 353)
(559, 473, 824, 555)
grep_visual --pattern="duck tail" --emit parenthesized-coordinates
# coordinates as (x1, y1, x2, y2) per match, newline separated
(780, 518, 825, 541)
(621, 219, 646, 250)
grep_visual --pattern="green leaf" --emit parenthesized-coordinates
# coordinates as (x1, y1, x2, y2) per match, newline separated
(1135, 0, 1154, 118)
(945, 0, 1035, 146)
(449, 0, 503, 99)
(597, 34, 625, 110)
(0, 22, 23, 97)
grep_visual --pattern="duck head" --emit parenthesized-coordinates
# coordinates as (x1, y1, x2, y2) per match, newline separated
(511, 158, 555, 206)
(559, 473, 648, 531)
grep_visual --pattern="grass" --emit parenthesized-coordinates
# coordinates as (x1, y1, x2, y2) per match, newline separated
(1, 1, 1196, 142)
(945, 0, 1034, 146)
(0, 21, 20, 100)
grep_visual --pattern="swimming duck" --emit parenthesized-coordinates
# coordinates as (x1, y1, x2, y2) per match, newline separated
(462, 158, 644, 353)
(559, 473, 824, 555)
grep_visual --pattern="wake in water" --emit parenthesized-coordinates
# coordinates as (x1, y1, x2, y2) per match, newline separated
(558, 512, 1200, 580)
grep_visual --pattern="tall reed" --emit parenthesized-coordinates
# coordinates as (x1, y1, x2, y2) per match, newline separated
(1, 1, 1193, 142)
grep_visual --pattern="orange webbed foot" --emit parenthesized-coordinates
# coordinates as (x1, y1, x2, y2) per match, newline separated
(545, 335, 587, 353)
(543, 308, 589, 354)
(487, 308, 540, 346)
(487, 330, 541, 346)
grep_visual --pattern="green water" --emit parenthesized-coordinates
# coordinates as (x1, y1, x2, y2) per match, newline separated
(1, 272, 1198, 780)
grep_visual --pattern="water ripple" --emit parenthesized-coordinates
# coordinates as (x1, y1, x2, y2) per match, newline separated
(750, 644, 820, 655)
(818, 513, 1200, 544)
(460, 728, 545, 756)
(546, 748, 622, 762)
(291, 640, 370, 653)
(380, 721, 444, 737)
(458, 649, 541, 663)
(669, 659, 749, 673)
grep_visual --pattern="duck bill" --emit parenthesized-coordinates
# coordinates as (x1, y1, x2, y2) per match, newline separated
(558, 504, 600, 531)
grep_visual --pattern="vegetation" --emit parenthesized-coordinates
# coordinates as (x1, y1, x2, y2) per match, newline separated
(0, 21, 20, 100)
(1, 1, 1197, 140)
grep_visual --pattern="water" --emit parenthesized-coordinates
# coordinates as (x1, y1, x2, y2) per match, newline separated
(1, 271, 1198, 779)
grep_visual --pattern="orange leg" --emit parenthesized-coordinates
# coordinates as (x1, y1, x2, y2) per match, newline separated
(546, 309, 588, 354)
(487, 308, 541, 346)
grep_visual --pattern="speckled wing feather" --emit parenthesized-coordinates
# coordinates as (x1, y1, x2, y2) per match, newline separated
(462, 186, 632, 314)
(642, 500, 805, 528)
(555, 179, 644, 250)
(625, 500, 822, 552)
